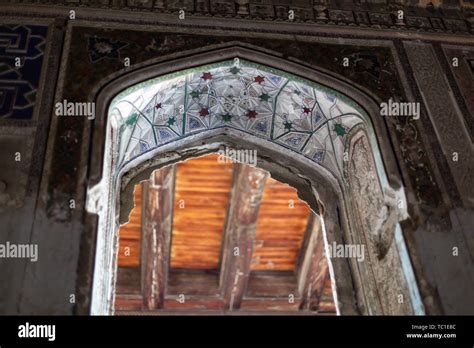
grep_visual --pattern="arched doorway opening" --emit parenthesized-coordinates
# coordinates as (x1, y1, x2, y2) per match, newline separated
(85, 47, 423, 315)
(114, 153, 338, 315)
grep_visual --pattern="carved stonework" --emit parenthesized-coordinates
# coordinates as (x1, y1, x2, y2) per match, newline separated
(210, 0, 235, 15)
(249, 3, 275, 18)
(167, 0, 195, 11)
(352, 11, 367, 25)
(375, 186, 408, 259)
(404, 42, 474, 208)
(347, 132, 409, 259)
(406, 16, 432, 28)
(444, 18, 469, 32)
(0, 1, 471, 34)
(347, 131, 413, 314)
(348, 133, 389, 255)
(235, 0, 249, 15)
(328, 9, 354, 23)
(442, 45, 474, 140)
(369, 12, 393, 26)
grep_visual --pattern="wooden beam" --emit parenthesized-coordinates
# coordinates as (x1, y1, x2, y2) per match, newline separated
(140, 165, 176, 310)
(220, 163, 269, 311)
(115, 294, 143, 311)
(246, 272, 300, 298)
(297, 213, 330, 311)
(115, 273, 336, 314)
(163, 297, 222, 311)
(296, 213, 317, 276)
(167, 270, 220, 297)
(115, 309, 331, 316)
(116, 267, 141, 295)
(240, 298, 300, 311)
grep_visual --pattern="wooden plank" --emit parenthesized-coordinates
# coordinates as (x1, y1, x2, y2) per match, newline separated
(114, 271, 335, 314)
(252, 177, 310, 271)
(167, 270, 220, 297)
(117, 239, 140, 267)
(220, 164, 269, 311)
(115, 294, 335, 314)
(115, 294, 143, 311)
(246, 272, 300, 299)
(171, 154, 233, 270)
(240, 298, 300, 311)
(116, 267, 141, 295)
(141, 166, 176, 310)
(115, 309, 331, 316)
(163, 297, 222, 311)
(297, 213, 330, 311)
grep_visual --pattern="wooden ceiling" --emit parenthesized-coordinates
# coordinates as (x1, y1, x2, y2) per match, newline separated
(252, 177, 310, 271)
(115, 153, 336, 315)
(171, 155, 233, 270)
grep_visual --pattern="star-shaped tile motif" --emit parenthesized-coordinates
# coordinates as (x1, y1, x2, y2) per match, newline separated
(190, 90, 200, 98)
(155, 103, 163, 109)
(166, 116, 176, 126)
(260, 93, 270, 102)
(222, 113, 233, 122)
(246, 110, 258, 118)
(199, 107, 210, 117)
(284, 121, 292, 131)
(334, 123, 346, 136)
(201, 72, 213, 80)
(303, 107, 311, 114)
(254, 75, 265, 84)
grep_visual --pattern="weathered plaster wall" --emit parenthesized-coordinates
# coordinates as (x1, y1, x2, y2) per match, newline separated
(0, 18, 66, 313)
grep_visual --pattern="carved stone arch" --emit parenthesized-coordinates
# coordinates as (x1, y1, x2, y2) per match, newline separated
(87, 43, 402, 190)
(83, 45, 423, 316)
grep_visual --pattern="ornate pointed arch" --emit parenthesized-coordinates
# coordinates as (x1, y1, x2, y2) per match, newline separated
(109, 58, 367, 183)
(84, 45, 423, 316)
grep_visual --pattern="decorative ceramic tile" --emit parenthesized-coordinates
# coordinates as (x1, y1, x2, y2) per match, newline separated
(0, 25, 48, 120)
(109, 59, 367, 179)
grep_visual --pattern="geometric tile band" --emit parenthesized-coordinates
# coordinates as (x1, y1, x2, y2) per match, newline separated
(110, 59, 369, 180)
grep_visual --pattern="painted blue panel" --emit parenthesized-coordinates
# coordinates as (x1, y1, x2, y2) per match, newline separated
(0, 25, 48, 120)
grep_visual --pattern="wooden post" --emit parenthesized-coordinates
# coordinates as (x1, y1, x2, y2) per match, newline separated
(297, 213, 329, 311)
(220, 163, 269, 311)
(141, 165, 176, 310)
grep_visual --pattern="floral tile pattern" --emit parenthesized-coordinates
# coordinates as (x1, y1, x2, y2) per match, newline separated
(87, 36, 128, 63)
(109, 59, 367, 179)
